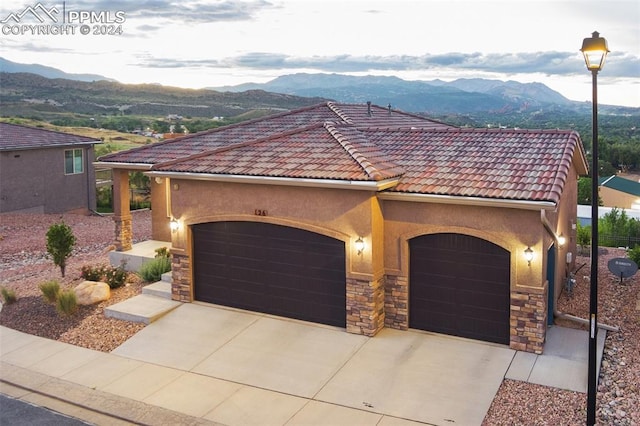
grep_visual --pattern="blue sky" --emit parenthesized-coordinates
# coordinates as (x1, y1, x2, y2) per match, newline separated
(1, 0, 639, 106)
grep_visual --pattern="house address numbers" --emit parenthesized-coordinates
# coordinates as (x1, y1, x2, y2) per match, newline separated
(254, 209, 268, 216)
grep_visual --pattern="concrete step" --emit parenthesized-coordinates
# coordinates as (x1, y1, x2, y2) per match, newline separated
(161, 271, 172, 283)
(142, 281, 172, 299)
(104, 294, 181, 325)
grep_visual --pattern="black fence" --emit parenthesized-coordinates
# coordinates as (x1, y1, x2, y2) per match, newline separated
(598, 234, 640, 248)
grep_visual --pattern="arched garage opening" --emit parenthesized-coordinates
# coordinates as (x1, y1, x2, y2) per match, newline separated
(409, 233, 511, 344)
(192, 221, 346, 327)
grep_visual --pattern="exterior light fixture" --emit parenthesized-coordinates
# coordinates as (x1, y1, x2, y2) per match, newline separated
(355, 237, 365, 255)
(524, 247, 534, 266)
(581, 31, 609, 71)
(170, 218, 179, 232)
(581, 30, 608, 426)
(557, 233, 567, 247)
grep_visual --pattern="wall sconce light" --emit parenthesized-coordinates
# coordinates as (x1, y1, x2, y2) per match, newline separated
(170, 218, 179, 232)
(155, 177, 163, 184)
(557, 233, 567, 247)
(524, 247, 534, 266)
(355, 237, 365, 255)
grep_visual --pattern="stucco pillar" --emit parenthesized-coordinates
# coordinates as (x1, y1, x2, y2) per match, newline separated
(112, 169, 132, 251)
(151, 177, 171, 242)
(345, 197, 386, 336)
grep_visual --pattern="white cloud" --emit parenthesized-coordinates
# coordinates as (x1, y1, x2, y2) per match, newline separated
(0, 0, 638, 106)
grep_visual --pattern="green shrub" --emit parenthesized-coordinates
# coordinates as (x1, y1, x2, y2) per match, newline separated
(154, 246, 169, 258)
(577, 221, 591, 247)
(139, 256, 172, 282)
(1, 287, 17, 304)
(105, 266, 127, 289)
(628, 246, 640, 266)
(81, 264, 107, 281)
(56, 290, 78, 316)
(46, 221, 76, 277)
(39, 280, 60, 304)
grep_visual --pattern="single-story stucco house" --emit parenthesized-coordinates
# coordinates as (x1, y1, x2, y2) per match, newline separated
(0, 122, 101, 214)
(96, 102, 588, 354)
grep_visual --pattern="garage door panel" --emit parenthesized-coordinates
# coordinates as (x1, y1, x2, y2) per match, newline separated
(455, 277, 508, 295)
(193, 222, 346, 327)
(412, 285, 456, 305)
(410, 233, 510, 345)
(458, 317, 505, 341)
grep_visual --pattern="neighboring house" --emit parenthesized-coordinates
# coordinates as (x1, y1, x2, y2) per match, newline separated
(96, 102, 588, 354)
(599, 175, 640, 210)
(0, 122, 101, 214)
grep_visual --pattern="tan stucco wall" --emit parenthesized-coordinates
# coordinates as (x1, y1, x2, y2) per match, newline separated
(381, 200, 545, 290)
(168, 179, 383, 281)
(150, 177, 171, 242)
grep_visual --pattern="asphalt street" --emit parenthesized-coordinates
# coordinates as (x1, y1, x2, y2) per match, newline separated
(0, 393, 91, 425)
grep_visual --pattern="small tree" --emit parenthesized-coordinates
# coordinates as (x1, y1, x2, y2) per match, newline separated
(46, 221, 76, 277)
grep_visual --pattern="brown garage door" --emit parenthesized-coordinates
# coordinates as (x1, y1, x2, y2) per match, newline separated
(193, 221, 346, 327)
(409, 233, 510, 344)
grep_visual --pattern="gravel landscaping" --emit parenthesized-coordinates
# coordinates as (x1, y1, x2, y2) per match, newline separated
(0, 210, 151, 352)
(1, 211, 638, 424)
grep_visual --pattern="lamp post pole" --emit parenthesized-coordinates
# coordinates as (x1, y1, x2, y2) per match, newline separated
(581, 30, 608, 426)
(587, 65, 599, 426)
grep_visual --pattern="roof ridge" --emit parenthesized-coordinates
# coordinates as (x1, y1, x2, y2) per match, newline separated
(99, 102, 330, 161)
(324, 122, 403, 181)
(151, 122, 326, 170)
(326, 102, 354, 124)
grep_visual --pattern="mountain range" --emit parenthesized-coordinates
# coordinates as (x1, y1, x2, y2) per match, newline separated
(0, 57, 113, 83)
(211, 73, 577, 114)
(1, 57, 637, 119)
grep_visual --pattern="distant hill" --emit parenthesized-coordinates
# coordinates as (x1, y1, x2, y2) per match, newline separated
(0, 72, 327, 119)
(211, 73, 575, 114)
(0, 57, 113, 82)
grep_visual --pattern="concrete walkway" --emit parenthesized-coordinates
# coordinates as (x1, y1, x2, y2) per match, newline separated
(1, 303, 607, 426)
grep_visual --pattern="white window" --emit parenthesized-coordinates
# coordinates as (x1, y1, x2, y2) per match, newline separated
(65, 149, 83, 174)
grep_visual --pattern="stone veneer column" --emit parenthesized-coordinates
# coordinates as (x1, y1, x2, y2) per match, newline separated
(384, 275, 409, 330)
(510, 286, 547, 354)
(113, 215, 132, 252)
(171, 250, 192, 302)
(346, 276, 385, 336)
(112, 169, 132, 251)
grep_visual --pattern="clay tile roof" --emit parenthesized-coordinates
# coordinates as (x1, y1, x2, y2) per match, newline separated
(152, 122, 405, 182)
(97, 102, 586, 204)
(97, 102, 452, 165)
(364, 127, 583, 203)
(0, 122, 100, 150)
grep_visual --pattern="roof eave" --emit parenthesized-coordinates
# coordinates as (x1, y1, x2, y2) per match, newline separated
(378, 191, 557, 211)
(146, 171, 400, 192)
(93, 161, 154, 170)
(1, 139, 102, 151)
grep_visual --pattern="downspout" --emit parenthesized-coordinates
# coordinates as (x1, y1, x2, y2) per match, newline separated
(541, 210, 619, 332)
(554, 309, 619, 332)
(86, 146, 92, 213)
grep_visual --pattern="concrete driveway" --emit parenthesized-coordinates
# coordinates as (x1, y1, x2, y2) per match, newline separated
(112, 303, 515, 425)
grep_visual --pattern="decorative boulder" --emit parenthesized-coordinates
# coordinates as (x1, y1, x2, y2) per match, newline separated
(74, 281, 111, 305)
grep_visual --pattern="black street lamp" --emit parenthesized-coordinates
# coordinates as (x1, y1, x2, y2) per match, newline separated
(580, 30, 609, 426)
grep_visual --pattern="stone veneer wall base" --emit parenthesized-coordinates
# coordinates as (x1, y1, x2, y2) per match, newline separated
(346, 277, 385, 336)
(171, 251, 192, 302)
(510, 286, 547, 354)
